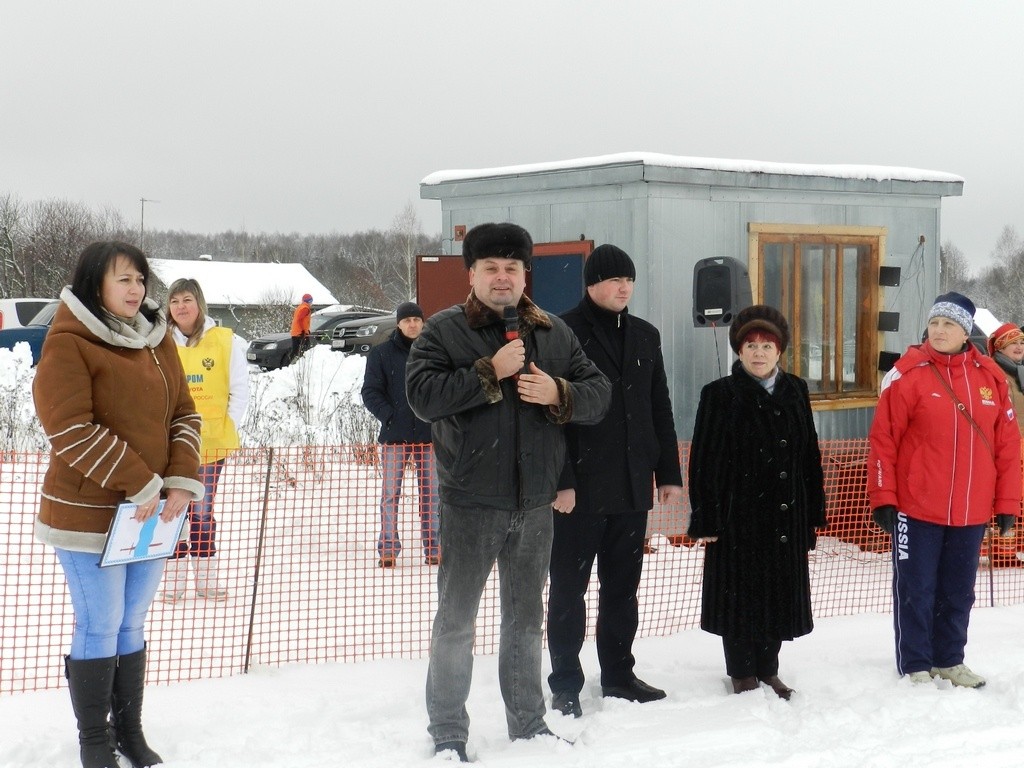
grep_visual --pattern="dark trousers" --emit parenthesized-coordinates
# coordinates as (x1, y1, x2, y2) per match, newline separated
(722, 637, 782, 678)
(290, 334, 309, 361)
(547, 509, 647, 693)
(172, 460, 224, 559)
(891, 513, 985, 675)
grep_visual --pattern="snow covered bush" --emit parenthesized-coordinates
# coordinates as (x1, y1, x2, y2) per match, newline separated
(0, 344, 47, 454)
(0, 342, 379, 456)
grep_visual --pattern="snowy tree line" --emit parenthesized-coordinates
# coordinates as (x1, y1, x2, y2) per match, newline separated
(3, 190, 1022, 323)
(941, 226, 1024, 325)
(0, 194, 440, 310)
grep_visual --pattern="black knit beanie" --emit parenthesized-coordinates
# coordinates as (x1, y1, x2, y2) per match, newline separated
(396, 302, 424, 321)
(584, 244, 636, 286)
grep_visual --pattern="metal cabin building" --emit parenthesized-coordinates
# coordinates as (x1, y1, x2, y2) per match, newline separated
(419, 152, 964, 440)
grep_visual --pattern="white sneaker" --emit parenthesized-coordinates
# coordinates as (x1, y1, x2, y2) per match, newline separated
(160, 559, 189, 602)
(931, 664, 986, 688)
(197, 587, 229, 601)
(192, 558, 228, 600)
(906, 671, 933, 684)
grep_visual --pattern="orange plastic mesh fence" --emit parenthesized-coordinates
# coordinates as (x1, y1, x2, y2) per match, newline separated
(3, 440, 1024, 696)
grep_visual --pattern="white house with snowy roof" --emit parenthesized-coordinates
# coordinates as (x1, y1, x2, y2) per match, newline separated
(420, 151, 965, 441)
(148, 258, 338, 339)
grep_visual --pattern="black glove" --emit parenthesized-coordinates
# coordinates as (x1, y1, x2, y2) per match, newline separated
(997, 514, 1016, 537)
(872, 505, 897, 535)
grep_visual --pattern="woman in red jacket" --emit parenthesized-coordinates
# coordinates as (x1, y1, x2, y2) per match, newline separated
(868, 292, 1022, 688)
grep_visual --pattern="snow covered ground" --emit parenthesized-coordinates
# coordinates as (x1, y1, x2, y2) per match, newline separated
(6, 336, 1024, 767)
(4, 605, 1024, 767)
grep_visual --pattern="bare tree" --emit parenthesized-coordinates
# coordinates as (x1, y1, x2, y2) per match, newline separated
(349, 230, 404, 303)
(939, 240, 971, 293)
(389, 201, 422, 301)
(0, 192, 441, 311)
(21, 200, 102, 295)
(991, 225, 1022, 266)
(247, 286, 298, 340)
(0, 194, 27, 298)
(0, 198, 139, 298)
(970, 226, 1024, 325)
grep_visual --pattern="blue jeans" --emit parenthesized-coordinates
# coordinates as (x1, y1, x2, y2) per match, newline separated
(426, 502, 553, 745)
(377, 443, 439, 559)
(55, 548, 166, 660)
(173, 460, 224, 559)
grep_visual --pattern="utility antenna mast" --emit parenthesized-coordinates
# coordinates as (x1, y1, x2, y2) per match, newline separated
(140, 197, 160, 248)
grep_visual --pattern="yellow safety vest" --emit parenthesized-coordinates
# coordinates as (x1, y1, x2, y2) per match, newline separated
(175, 326, 240, 464)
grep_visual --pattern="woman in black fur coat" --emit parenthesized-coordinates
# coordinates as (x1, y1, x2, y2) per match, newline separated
(687, 304, 826, 699)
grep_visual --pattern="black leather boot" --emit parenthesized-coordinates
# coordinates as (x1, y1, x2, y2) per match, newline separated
(65, 656, 121, 768)
(111, 648, 163, 767)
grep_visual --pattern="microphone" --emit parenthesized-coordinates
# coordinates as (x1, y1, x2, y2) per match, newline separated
(502, 306, 528, 379)
(503, 306, 519, 341)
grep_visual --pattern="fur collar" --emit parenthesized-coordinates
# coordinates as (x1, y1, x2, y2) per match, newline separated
(463, 291, 552, 334)
(58, 286, 167, 350)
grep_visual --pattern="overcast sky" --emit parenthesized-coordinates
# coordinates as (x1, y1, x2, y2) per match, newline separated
(3, 0, 1020, 269)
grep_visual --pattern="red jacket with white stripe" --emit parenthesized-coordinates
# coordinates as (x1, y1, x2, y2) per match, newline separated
(868, 341, 1022, 526)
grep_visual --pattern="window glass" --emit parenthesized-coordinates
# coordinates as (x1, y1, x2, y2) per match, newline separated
(756, 231, 880, 401)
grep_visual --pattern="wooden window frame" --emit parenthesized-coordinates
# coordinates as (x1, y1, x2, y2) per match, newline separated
(748, 223, 887, 411)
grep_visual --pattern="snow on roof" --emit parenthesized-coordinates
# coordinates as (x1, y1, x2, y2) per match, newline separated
(973, 307, 1001, 337)
(421, 151, 965, 186)
(149, 259, 338, 306)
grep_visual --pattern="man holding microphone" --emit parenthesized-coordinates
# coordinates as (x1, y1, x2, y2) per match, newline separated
(407, 222, 610, 761)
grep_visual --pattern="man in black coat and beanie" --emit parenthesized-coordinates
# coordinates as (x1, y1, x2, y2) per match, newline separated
(547, 244, 684, 718)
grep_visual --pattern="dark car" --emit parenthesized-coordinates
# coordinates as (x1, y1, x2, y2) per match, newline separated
(0, 300, 60, 364)
(247, 308, 379, 370)
(330, 313, 398, 356)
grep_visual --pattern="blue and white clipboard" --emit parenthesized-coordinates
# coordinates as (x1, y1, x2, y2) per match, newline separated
(99, 501, 187, 567)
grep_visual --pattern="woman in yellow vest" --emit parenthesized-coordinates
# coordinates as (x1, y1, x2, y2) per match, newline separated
(159, 278, 250, 601)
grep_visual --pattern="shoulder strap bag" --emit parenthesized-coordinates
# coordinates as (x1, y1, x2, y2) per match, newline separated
(927, 363, 994, 461)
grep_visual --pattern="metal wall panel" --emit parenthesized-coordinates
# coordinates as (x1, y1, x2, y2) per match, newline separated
(426, 167, 953, 441)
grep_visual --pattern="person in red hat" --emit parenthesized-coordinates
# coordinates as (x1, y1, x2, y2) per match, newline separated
(987, 321, 1024, 435)
(289, 293, 314, 363)
(985, 321, 1024, 565)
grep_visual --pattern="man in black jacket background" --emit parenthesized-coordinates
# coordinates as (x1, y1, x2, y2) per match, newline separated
(360, 301, 438, 568)
(547, 244, 684, 718)
(407, 222, 610, 761)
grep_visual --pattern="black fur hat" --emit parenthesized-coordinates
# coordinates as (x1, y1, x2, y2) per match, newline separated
(462, 223, 533, 270)
(729, 304, 790, 353)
